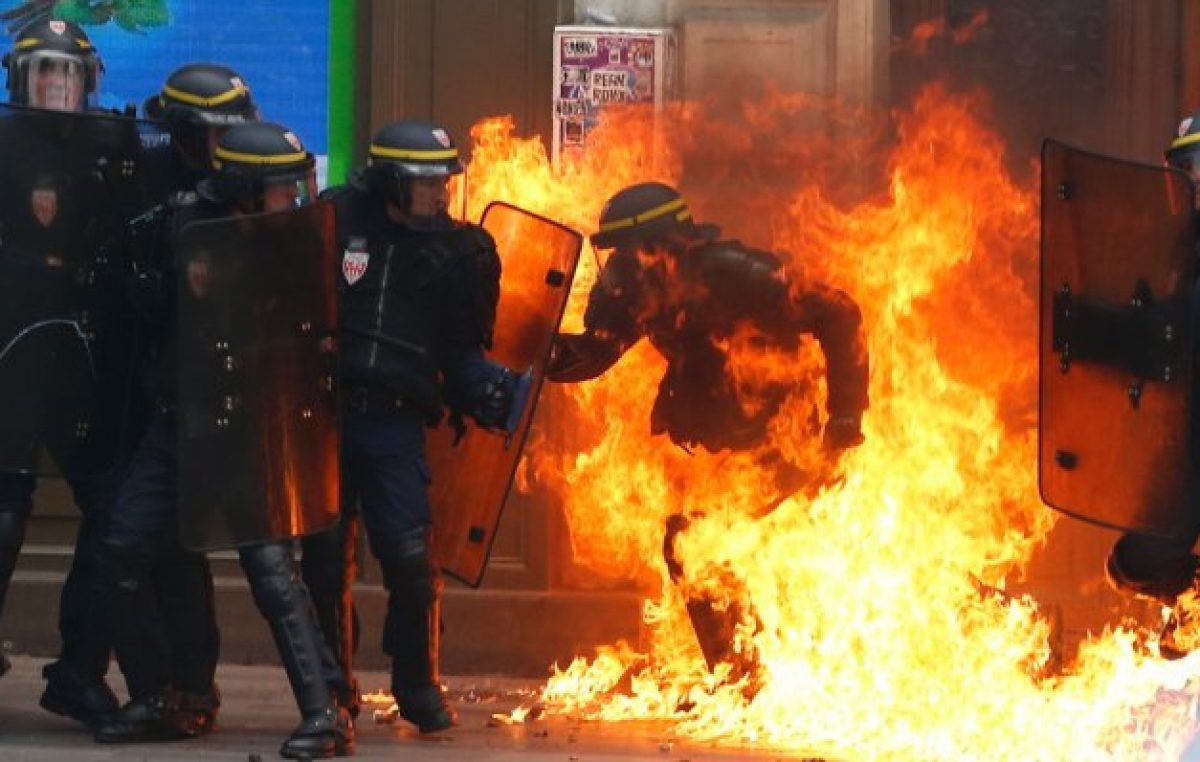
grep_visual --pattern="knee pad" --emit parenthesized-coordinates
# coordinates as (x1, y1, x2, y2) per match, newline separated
(240, 544, 302, 618)
(378, 528, 437, 604)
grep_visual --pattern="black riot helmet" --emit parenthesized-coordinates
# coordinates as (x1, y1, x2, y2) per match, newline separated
(591, 182, 719, 250)
(144, 63, 259, 171)
(3, 18, 102, 111)
(1166, 110, 1200, 181)
(356, 119, 464, 211)
(200, 122, 316, 213)
(143, 63, 258, 125)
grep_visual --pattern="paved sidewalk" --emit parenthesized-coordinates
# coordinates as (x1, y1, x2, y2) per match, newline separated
(0, 656, 799, 761)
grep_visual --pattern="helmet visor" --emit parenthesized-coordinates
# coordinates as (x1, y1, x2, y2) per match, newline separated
(26, 51, 86, 112)
(261, 170, 318, 213)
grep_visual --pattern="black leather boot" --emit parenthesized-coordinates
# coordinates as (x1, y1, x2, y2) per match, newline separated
(177, 682, 221, 736)
(380, 529, 457, 734)
(239, 543, 355, 759)
(40, 660, 119, 730)
(281, 705, 355, 760)
(94, 686, 209, 742)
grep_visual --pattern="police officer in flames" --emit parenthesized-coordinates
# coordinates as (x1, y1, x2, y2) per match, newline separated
(90, 123, 354, 758)
(326, 119, 524, 733)
(546, 181, 869, 677)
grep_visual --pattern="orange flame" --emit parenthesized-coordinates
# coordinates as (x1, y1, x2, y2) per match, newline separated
(459, 84, 1200, 758)
(894, 9, 991, 56)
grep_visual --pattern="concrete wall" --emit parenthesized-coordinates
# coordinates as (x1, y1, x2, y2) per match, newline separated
(573, 0, 668, 26)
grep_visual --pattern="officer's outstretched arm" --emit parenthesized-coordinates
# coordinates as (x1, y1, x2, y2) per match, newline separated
(545, 331, 626, 382)
(545, 252, 642, 383)
(793, 284, 869, 449)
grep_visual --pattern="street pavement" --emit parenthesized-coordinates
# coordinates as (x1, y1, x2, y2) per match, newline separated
(0, 655, 803, 761)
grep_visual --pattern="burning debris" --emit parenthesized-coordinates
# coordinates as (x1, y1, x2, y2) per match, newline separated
(456, 80, 1200, 759)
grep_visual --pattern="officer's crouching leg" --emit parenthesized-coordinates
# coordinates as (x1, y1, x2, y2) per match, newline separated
(155, 547, 222, 726)
(301, 514, 361, 717)
(93, 541, 204, 741)
(238, 542, 354, 759)
(377, 527, 457, 733)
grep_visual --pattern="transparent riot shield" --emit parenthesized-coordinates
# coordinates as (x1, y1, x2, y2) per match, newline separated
(1039, 139, 1196, 535)
(0, 103, 173, 477)
(176, 201, 340, 551)
(428, 202, 583, 586)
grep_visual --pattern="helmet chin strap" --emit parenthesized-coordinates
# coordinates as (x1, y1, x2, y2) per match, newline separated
(404, 211, 454, 232)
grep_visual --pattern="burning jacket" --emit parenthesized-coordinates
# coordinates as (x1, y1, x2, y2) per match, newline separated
(548, 239, 869, 453)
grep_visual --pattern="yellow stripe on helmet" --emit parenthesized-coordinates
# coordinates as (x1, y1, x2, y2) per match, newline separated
(368, 144, 458, 162)
(597, 197, 690, 234)
(162, 82, 248, 108)
(1171, 132, 1200, 153)
(212, 146, 307, 168)
(15, 37, 91, 50)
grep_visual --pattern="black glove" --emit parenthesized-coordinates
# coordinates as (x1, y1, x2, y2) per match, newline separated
(823, 415, 864, 450)
(545, 332, 623, 383)
(471, 368, 517, 431)
(544, 334, 575, 380)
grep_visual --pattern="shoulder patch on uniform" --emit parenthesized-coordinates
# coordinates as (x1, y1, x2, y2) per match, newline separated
(342, 236, 370, 285)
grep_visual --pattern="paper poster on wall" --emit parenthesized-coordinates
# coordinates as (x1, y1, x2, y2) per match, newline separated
(1, 0, 330, 180)
(552, 25, 676, 163)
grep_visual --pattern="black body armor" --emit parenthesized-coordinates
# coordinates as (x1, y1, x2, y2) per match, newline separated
(332, 186, 500, 421)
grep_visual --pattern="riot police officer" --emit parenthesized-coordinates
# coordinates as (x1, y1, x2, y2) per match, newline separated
(91, 123, 354, 758)
(143, 61, 363, 717)
(547, 181, 869, 678)
(2, 17, 101, 112)
(143, 62, 259, 185)
(328, 119, 522, 733)
(84, 61, 268, 736)
(0, 18, 119, 728)
(1102, 111, 1200, 657)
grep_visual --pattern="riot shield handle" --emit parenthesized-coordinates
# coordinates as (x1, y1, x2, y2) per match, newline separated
(503, 367, 535, 448)
(1052, 279, 1182, 408)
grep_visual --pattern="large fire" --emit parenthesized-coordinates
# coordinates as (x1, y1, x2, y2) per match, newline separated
(457, 84, 1200, 759)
